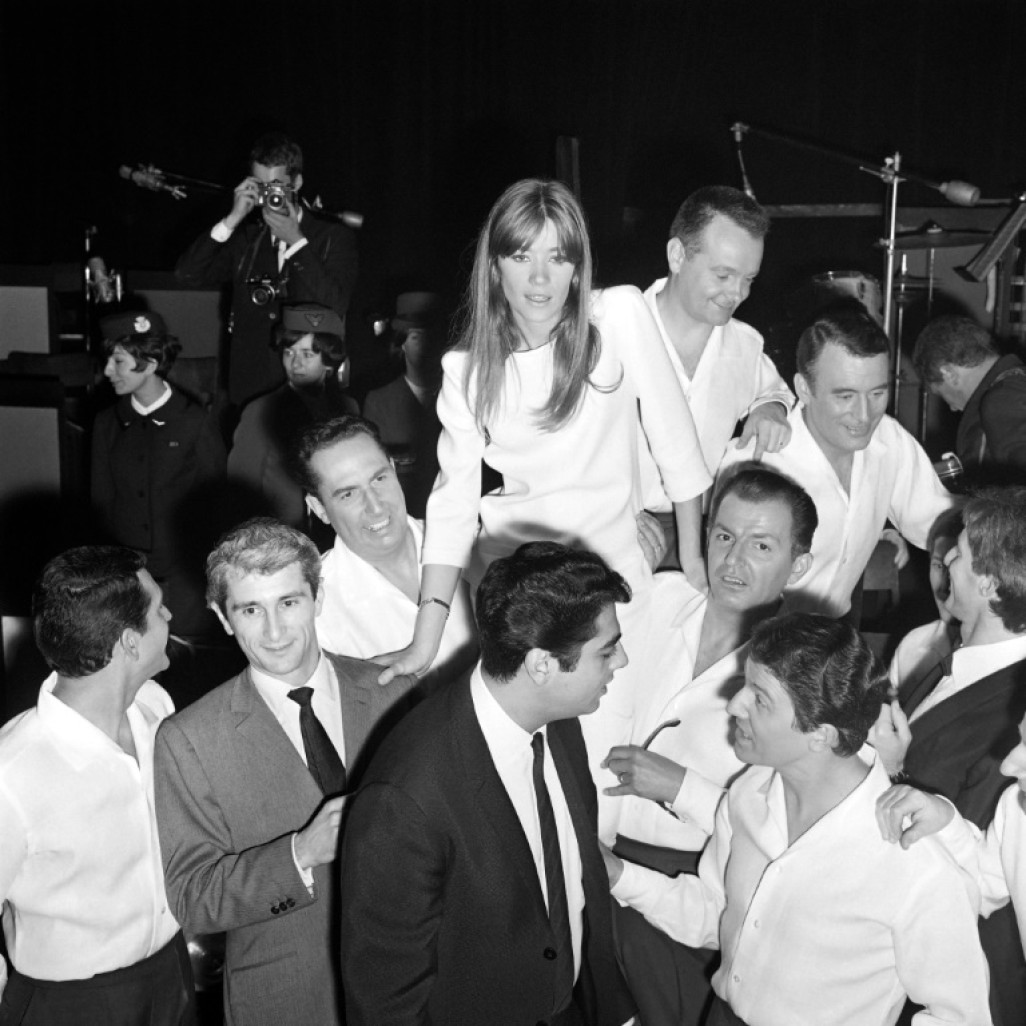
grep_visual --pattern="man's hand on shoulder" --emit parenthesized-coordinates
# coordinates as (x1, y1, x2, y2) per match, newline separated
(738, 402, 791, 459)
(876, 784, 954, 849)
(294, 795, 347, 869)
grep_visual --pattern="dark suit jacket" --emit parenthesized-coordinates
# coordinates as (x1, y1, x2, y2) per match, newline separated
(902, 655, 1026, 1026)
(154, 653, 420, 1026)
(362, 375, 441, 519)
(176, 211, 358, 405)
(956, 353, 1026, 482)
(338, 676, 635, 1026)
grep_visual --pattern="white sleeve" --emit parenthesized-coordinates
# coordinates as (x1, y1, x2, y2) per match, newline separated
(745, 351, 794, 416)
(598, 287, 711, 502)
(611, 785, 730, 948)
(422, 352, 486, 569)
(886, 422, 960, 550)
(670, 769, 726, 839)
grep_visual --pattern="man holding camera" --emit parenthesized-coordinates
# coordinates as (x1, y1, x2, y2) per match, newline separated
(176, 132, 358, 407)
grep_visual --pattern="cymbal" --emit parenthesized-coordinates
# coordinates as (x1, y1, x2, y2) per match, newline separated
(877, 222, 991, 250)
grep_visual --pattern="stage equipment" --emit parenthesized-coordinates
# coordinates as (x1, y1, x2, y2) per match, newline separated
(119, 163, 364, 228)
(731, 122, 980, 419)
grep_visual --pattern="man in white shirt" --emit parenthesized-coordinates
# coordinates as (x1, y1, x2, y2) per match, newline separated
(606, 612, 992, 1026)
(338, 542, 636, 1026)
(292, 415, 478, 685)
(154, 518, 420, 1026)
(719, 301, 956, 616)
(640, 185, 793, 521)
(0, 546, 193, 1025)
(602, 465, 816, 1026)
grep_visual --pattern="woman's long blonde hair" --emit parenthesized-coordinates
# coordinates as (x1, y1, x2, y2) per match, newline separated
(454, 178, 603, 432)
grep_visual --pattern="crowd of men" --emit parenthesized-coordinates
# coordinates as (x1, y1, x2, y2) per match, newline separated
(3, 140, 1026, 1026)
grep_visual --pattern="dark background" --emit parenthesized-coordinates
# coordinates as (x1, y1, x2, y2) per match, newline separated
(4, 0, 1025, 331)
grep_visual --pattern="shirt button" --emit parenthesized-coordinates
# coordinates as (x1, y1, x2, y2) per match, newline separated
(733, 973, 741, 984)
(753, 919, 760, 928)
(543, 947, 556, 960)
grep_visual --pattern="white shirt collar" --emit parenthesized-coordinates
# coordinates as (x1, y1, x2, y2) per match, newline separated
(470, 665, 538, 765)
(131, 381, 173, 416)
(250, 651, 332, 719)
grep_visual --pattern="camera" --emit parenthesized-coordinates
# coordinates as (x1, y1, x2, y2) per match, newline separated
(246, 276, 287, 306)
(256, 182, 294, 213)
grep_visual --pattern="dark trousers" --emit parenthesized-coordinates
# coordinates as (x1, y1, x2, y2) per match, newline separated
(0, 932, 195, 1026)
(613, 902, 719, 1026)
(705, 996, 749, 1026)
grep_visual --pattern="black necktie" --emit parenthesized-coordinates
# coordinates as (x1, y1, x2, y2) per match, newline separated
(902, 627, 960, 717)
(287, 687, 347, 796)
(531, 732, 575, 1011)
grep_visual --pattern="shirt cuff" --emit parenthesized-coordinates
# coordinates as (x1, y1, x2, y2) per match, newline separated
(291, 833, 315, 893)
(211, 220, 234, 243)
(281, 237, 309, 261)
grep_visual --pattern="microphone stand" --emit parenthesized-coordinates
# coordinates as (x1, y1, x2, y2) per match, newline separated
(731, 123, 979, 416)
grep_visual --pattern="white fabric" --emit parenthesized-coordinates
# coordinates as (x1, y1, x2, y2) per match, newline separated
(615, 573, 746, 850)
(250, 651, 347, 769)
(316, 516, 476, 685)
(912, 634, 1026, 722)
(889, 619, 953, 692)
(638, 278, 792, 508)
(0, 675, 179, 984)
(423, 285, 711, 594)
(470, 668, 584, 979)
(719, 404, 956, 616)
(939, 784, 1026, 939)
(130, 381, 173, 416)
(612, 751, 992, 1026)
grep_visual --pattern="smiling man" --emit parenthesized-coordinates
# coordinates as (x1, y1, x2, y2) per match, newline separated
(153, 518, 421, 1026)
(339, 542, 636, 1026)
(720, 301, 956, 616)
(291, 415, 478, 686)
(606, 613, 992, 1026)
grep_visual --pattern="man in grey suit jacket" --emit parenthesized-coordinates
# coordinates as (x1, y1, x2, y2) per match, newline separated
(339, 542, 636, 1026)
(154, 518, 420, 1026)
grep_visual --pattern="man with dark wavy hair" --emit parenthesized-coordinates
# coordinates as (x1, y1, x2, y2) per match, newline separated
(606, 613, 991, 1026)
(0, 546, 194, 1025)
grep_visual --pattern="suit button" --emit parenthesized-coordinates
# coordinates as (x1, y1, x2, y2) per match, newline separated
(543, 947, 556, 960)
(286, 897, 296, 908)
(271, 904, 280, 915)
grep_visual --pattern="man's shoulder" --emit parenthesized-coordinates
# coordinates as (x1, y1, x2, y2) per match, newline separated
(720, 317, 765, 350)
(159, 672, 244, 740)
(0, 705, 45, 767)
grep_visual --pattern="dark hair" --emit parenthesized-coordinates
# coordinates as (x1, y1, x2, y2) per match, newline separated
(963, 486, 1026, 632)
(33, 546, 149, 677)
(249, 132, 303, 178)
(272, 326, 347, 370)
(796, 301, 889, 383)
(103, 334, 181, 378)
(927, 506, 964, 554)
(290, 415, 388, 496)
(476, 542, 630, 681)
(913, 316, 997, 385)
(456, 178, 605, 432)
(749, 612, 887, 757)
(206, 517, 321, 613)
(709, 464, 818, 557)
(669, 185, 770, 253)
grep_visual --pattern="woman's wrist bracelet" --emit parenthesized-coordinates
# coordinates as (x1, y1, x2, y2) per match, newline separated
(419, 596, 451, 616)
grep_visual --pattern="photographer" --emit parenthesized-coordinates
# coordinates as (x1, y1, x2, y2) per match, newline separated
(176, 132, 357, 407)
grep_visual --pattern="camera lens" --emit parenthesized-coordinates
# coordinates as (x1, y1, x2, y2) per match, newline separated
(251, 285, 273, 306)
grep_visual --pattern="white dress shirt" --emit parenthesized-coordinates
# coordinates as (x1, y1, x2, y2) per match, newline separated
(612, 751, 992, 1026)
(912, 633, 1026, 722)
(939, 783, 1026, 944)
(719, 405, 956, 616)
(889, 619, 954, 693)
(470, 669, 584, 978)
(0, 675, 179, 988)
(615, 573, 746, 850)
(639, 278, 793, 508)
(316, 516, 477, 685)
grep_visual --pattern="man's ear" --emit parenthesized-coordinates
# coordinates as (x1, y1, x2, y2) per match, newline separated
(525, 647, 553, 686)
(119, 626, 141, 663)
(808, 722, 838, 753)
(788, 552, 813, 585)
(794, 372, 812, 405)
(292, 172, 304, 194)
(306, 494, 331, 526)
(211, 603, 234, 637)
(979, 574, 999, 600)
(667, 237, 687, 274)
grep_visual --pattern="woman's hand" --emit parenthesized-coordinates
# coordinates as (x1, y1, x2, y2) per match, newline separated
(372, 637, 440, 686)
